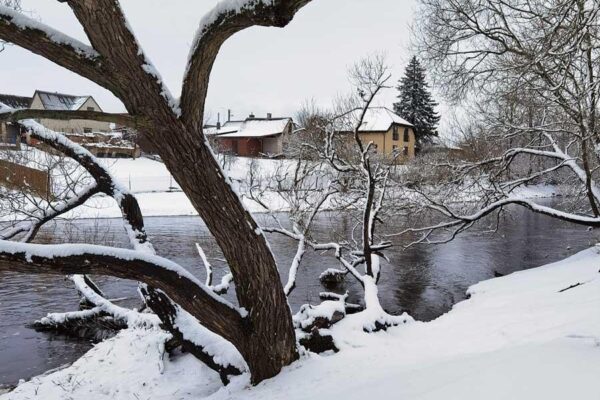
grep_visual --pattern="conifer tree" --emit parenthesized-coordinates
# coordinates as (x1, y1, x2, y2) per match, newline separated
(393, 56, 440, 147)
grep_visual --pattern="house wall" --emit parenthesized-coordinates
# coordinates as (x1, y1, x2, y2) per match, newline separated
(358, 124, 416, 161)
(385, 124, 415, 159)
(238, 138, 262, 156)
(0, 122, 21, 149)
(218, 138, 262, 157)
(30, 95, 111, 133)
(262, 136, 282, 155)
(358, 132, 387, 154)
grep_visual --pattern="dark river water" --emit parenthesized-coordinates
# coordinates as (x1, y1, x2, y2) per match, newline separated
(1, 201, 598, 385)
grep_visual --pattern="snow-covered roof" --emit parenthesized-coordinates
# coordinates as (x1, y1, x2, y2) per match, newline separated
(222, 120, 244, 130)
(355, 107, 413, 132)
(0, 94, 31, 110)
(204, 121, 242, 136)
(34, 90, 94, 111)
(216, 118, 291, 139)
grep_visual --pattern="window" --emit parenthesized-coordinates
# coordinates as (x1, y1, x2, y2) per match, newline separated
(84, 128, 92, 133)
(403, 146, 409, 156)
(392, 144, 398, 151)
(392, 125, 399, 141)
(87, 107, 94, 111)
(403, 128, 410, 142)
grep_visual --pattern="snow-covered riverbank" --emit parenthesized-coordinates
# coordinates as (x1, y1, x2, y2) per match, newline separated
(4, 246, 599, 399)
(14, 154, 563, 219)
(1, 148, 569, 219)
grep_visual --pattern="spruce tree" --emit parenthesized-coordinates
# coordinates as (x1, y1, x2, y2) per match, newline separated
(393, 56, 440, 147)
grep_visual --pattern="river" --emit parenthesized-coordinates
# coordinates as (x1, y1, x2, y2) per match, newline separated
(1, 201, 598, 385)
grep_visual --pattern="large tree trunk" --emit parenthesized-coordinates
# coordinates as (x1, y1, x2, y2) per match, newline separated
(149, 121, 298, 382)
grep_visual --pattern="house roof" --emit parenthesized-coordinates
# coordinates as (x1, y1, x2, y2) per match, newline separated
(204, 120, 244, 136)
(215, 118, 292, 139)
(34, 90, 96, 111)
(0, 94, 32, 110)
(356, 107, 413, 132)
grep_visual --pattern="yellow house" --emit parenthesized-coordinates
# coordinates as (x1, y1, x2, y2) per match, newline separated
(354, 107, 416, 160)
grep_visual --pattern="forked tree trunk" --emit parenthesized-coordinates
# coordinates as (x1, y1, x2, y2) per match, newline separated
(148, 121, 298, 381)
(0, 0, 313, 384)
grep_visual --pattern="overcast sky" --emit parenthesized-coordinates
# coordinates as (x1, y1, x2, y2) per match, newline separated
(1, 0, 418, 124)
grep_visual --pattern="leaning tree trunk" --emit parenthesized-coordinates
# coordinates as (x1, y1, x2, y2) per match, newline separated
(149, 120, 298, 381)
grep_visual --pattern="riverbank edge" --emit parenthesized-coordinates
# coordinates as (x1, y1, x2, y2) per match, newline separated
(3, 244, 599, 399)
(5, 182, 564, 222)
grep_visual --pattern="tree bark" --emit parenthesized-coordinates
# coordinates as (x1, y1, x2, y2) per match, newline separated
(149, 122, 299, 382)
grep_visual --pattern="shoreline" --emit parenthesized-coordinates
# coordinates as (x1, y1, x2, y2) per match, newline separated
(3, 245, 599, 399)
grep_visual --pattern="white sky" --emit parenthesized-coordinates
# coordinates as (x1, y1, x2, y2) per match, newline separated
(1, 0, 419, 125)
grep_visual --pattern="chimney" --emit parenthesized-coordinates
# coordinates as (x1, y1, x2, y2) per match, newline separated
(249, 112, 255, 119)
(228, 109, 232, 122)
(267, 113, 272, 120)
(216, 121, 221, 129)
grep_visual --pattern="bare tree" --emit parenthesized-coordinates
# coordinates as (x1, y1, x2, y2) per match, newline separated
(0, 0, 315, 385)
(403, 0, 600, 239)
(250, 57, 412, 332)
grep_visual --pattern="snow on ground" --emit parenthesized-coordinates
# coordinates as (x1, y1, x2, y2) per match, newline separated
(511, 183, 563, 198)
(100, 154, 289, 192)
(60, 156, 571, 219)
(5, 246, 599, 399)
(57, 156, 295, 218)
(2, 329, 223, 400)
(98, 157, 180, 193)
(0, 148, 569, 219)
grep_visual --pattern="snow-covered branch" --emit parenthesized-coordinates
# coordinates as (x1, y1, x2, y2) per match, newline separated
(139, 286, 245, 384)
(180, 0, 313, 130)
(196, 243, 234, 294)
(0, 240, 248, 345)
(0, 5, 115, 90)
(0, 108, 142, 129)
(0, 183, 100, 242)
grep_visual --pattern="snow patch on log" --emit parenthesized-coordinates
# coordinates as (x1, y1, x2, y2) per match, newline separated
(173, 306, 247, 373)
(293, 300, 346, 332)
(71, 275, 159, 328)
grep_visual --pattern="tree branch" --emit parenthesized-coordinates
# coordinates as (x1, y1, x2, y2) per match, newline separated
(0, 109, 144, 129)
(0, 183, 100, 242)
(140, 286, 244, 384)
(0, 5, 115, 90)
(66, 0, 180, 116)
(0, 241, 247, 346)
(180, 0, 313, 131)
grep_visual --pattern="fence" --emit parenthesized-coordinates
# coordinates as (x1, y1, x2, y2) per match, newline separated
(0, 159, 51, 198)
